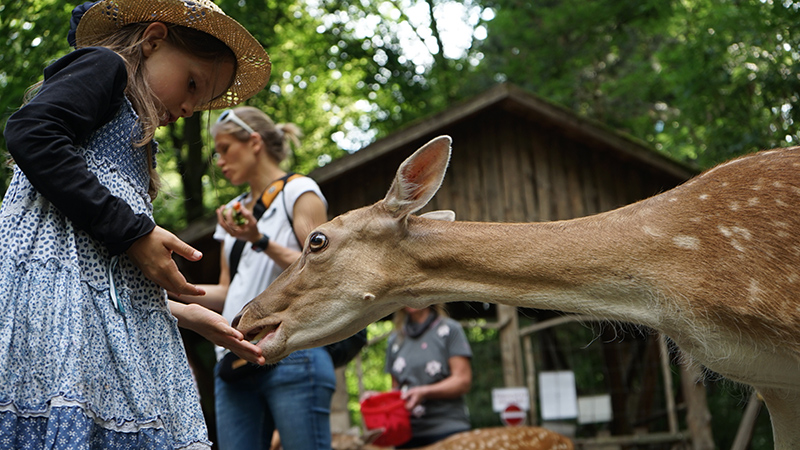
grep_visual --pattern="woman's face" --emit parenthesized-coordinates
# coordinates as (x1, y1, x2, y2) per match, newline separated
(141, 23, 234, 126)
(214, 132, 256, 186)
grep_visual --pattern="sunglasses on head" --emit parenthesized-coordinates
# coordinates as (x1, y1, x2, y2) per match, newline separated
(216, 109, 256, 135)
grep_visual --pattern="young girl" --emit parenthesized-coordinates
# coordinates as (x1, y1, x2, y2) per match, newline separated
(0, 0, 269, 448)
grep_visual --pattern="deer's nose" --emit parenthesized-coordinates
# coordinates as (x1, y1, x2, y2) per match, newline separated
(231, 313, 242, 329)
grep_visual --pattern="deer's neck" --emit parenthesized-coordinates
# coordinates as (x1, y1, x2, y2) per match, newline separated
(405, 206, 670, 328)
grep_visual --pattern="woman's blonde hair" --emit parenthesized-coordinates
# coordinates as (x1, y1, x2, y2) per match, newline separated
(211, 106, 302, 164)
(24, 22, 236, 198)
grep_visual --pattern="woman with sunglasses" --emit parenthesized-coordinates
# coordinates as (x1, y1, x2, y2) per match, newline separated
(176, 106, 335, 450)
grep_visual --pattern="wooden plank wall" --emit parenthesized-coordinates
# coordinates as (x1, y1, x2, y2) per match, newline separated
(319, 107, 684, 228)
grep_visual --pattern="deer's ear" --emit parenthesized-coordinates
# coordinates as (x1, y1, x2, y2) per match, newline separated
(420, 210, 455, 222)
(384, 135, 451, 219)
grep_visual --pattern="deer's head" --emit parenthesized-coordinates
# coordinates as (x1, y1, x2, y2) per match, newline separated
(233, 136, 453, 363)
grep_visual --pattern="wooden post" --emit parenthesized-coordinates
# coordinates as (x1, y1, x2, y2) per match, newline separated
(523, 335, 538, 425)
(658, 334, 678, 434)
(679, 359, 715, 450)
(330, 367, 352, 433)
(497, 305, 524, 387)
(730, 391, 763, 450)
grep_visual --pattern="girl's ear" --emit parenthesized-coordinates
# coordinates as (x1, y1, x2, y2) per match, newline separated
(141, 22, 169, 57)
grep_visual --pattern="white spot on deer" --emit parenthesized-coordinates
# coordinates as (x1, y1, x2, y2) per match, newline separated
(729, 202, 740, 211)
(776, 198, 789, 207)
(731, 226, 752, 240)
(642, 226, 663, 237)
(773, 181, 784, 188)
(748, 279, 762, 304)
(747, 197, 759, 207)
(699, 194, 709, 200)
(668, 197, 678, 203)
(719, 225, 750, 252)
(787, 274, 798, 284)
(673, 235, 700, 250)
(773, 221, 789, 228)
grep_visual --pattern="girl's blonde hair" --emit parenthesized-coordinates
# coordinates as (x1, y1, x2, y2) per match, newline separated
(211, 106, 302, 164)
(25, 22, 236, 198)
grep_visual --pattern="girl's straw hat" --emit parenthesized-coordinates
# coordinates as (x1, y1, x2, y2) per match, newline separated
(75, 0, 270, 110)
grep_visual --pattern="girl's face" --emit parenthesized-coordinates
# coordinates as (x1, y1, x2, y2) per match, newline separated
(141, 23, 234, 126)
(214, 132, 258, 186)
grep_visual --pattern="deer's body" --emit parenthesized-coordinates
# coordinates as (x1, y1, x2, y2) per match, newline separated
(235, 137, 800, 447)
(332, 426, 573, 450)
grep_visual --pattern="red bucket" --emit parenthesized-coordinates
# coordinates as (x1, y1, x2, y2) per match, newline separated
(360, 391, 412, 447)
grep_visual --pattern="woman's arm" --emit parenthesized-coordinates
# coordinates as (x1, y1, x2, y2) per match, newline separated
(400, 356, 472, 410)
(291, 191, 329, 243)
(216, 189, 327, 270)
(261, 191, 327, 269)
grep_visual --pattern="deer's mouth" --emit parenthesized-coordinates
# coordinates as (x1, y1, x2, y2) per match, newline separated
(244, 322, 281, 344)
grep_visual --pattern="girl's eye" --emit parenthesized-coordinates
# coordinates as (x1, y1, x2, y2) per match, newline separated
(189, 78, 196, 91)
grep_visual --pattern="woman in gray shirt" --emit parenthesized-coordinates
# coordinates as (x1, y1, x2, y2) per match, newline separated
(385, 305, 473, 447)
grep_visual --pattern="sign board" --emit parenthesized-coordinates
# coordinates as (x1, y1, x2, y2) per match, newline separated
(578, 394, 613, 424)
(538, 371, 578, 420)
(491, 387, 530, 412)
(500, 403, 526, 426)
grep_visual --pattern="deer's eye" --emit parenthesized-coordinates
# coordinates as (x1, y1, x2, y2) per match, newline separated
(308, 232, 329, 252)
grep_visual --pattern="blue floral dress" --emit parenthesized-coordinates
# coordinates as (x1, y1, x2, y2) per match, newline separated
(0, 100, 211, 449)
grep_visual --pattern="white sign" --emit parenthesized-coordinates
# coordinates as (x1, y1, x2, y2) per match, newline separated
(538, 371, 578, 420)
(491, 387, 530, 412)
(578, 395, 613, 424)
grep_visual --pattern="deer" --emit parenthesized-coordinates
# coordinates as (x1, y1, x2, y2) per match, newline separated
(233, 135, 800, 448)
(330, 426, 573, 450)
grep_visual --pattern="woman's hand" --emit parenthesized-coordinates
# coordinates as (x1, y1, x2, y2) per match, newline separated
(216, 203, 260, 242)
(170, 301, 265, 365)
(126, 226, 205, 296)
(401, 386, 429, 410)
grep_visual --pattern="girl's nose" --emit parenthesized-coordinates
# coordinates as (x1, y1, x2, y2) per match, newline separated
(180, 100, 194, 118)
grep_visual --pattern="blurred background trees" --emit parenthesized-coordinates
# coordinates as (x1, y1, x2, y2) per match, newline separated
(3, 0, 799, 230)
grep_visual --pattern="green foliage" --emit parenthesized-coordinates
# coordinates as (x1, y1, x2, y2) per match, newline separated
(477, 0, 800, 168)
(0, 0, 73, 190)
(344, 321, 393, 424)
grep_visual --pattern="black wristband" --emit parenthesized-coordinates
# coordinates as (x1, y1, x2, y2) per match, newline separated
(252, 234, 270, 252)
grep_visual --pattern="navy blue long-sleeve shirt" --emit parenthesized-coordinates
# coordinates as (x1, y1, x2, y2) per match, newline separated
(4, 47, 155, 255)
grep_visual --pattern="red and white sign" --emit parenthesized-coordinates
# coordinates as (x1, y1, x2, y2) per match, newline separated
(500, 403, 526, 427)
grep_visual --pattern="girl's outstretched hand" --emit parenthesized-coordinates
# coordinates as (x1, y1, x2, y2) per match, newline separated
(127, 225, 206, 296)
(170, 301, 265, 365)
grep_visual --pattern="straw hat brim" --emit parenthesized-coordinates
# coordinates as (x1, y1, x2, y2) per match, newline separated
(75, 0, 270, 111)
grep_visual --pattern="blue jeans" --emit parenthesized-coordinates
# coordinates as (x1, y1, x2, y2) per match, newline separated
(214, 347, 336, 450)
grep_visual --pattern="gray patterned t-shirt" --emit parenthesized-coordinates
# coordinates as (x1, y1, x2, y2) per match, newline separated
(385, 316, 473, 438)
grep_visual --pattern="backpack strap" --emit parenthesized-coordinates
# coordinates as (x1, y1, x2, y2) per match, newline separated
(229, 173, 302, 282)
